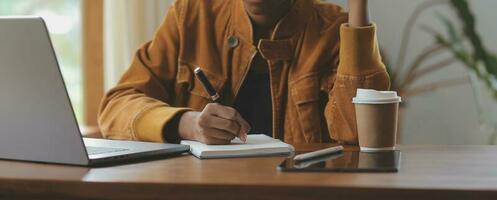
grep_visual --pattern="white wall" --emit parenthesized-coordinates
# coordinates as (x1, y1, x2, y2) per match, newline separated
(329, 0, 497, 145)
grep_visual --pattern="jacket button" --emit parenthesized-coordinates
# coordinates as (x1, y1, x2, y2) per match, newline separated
(227, 36, 239, 48)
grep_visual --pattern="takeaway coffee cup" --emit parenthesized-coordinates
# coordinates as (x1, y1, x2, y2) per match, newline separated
(352, 89, 402, 152)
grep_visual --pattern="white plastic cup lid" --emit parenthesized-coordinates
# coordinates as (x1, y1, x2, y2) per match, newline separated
(352, 89, 402, 104)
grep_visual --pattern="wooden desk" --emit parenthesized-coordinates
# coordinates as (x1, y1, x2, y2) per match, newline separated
(1, 144, 497, 200)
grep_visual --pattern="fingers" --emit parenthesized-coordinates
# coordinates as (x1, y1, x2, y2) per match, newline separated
(195, 116, 235, 145)
(201, 137, 231, 145)
(194, 103, 251, 144)
(234, 111, 250, 141)
(204, 103, 251, 141)
(198, 113, 240, 136)
(347, 0, 370, 27)
(204, 103, 236, 119)
(188, 103, 253, 145)
(200, 127, 236, 142)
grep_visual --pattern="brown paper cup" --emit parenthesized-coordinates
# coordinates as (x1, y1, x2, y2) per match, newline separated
(355, 103, 399, 151)
(353, 89, 401, 152)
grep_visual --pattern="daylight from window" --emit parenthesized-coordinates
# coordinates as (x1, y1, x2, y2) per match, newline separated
(0, 0, 83, 122)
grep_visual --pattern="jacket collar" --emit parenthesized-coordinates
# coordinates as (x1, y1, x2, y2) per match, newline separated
(232, 0, 314, 44)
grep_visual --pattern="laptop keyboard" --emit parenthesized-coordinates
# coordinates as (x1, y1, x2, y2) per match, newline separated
(86, 146, 128, 155)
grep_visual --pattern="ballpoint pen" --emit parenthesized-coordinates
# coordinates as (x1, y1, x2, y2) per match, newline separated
(194, 67, 248, 142)
(194, 67, 220, 103)
(293, 145, 344, 161)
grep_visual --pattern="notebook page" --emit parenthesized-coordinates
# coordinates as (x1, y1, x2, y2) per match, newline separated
(181, 134, 292, 152)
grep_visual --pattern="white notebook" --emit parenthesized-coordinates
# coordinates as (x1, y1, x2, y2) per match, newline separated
(180, 134, 294, 159)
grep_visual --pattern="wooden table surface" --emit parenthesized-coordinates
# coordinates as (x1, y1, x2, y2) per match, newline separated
(1, 144, 497, 200)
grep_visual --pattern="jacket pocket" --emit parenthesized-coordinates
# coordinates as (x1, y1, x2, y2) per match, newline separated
(290, 74, 322, 143)
(176, 62, 226, 111)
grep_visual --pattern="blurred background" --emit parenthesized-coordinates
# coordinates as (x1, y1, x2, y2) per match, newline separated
(1, 0, 496, 145)
(331, 0, 497, 145)
(0, 0, 83, 121)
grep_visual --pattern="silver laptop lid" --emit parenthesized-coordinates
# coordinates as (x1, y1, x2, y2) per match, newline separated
(0, 17, 89, 165)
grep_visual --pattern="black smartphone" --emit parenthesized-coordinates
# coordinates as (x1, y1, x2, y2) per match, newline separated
(278, 150, 401, 173)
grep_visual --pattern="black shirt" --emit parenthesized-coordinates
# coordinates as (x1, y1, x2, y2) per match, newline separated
(233, 54, 273, 137)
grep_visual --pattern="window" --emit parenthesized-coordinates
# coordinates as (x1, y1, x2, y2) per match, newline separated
(0, 0, 84, 122)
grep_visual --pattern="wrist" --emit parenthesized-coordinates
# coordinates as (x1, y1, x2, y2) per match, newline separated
(348, 0, 370, 27)
(178, 111, 199, 140)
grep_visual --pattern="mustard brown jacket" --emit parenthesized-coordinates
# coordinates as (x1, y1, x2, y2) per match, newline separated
(98, 0, 390, 144)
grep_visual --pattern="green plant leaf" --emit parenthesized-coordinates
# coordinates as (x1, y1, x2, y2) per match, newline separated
(434, 12, 461, 47)
(450, 0, 497, 78)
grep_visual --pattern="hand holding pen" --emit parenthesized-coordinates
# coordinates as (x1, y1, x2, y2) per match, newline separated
(177, 67, 250, 144)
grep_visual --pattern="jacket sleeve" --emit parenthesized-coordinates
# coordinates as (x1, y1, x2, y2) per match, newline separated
(325, 23, 391, 144)
(98, 4, 191, 143)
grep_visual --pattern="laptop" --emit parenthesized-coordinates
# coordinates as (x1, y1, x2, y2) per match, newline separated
(0, 17, 189, 166)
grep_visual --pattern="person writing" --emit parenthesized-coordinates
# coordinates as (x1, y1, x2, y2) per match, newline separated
(98, 0, 390, 145)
